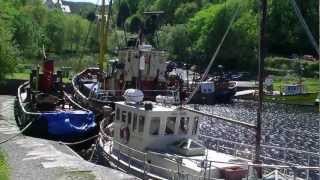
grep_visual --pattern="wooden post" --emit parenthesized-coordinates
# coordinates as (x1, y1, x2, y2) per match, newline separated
(255, 0, 268, 178)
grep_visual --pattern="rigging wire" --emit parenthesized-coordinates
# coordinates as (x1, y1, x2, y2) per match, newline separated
(289, 0, 319, 55)
(183, 3, 241, 105)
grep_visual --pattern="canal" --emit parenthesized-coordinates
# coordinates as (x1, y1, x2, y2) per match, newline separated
(198, 99, 320, 179)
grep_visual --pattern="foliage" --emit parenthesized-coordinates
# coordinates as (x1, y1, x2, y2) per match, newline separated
(0, 0, 318, 79)
(126, 14, 143, 33)
(0, 2, 18, 81)
(157, 24, 190, 61)
(187, 0, 258, 71)
(266, 57, 319, 78)
(117, 1, 131, 28)
(0, 149, 9, 180)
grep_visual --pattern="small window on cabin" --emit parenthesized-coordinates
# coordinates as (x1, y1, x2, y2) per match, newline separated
(179, 117, 189, 134)
(133, 113, 138, 132)
(116, 108, 120, 121)
(128, 112, 132, 125)
(121, 111, 127, 123)
(192, 117, 199, 135)
(165, 117, 176, 135)
(180, 141, 188, 149)
(190, 141, 202, 149)
(138, 115, 145, 133)
(150, 117, 160, 135)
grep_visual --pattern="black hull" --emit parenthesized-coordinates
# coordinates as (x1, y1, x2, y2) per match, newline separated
(72, 68, 116, 122)
(189, 90, 236, 105)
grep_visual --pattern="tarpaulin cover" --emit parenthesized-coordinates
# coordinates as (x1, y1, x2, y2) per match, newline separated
(40, 110, 96, 136)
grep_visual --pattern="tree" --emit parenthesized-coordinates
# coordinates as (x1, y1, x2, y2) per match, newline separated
(187, 0, 258, 71)
(45, 10, 65, 53)
(117, 1, 130, 28)
(157, 24, 191, 62)
(174, 2, 199, 24)
(0, 20, 18, 80)
(126, 14, 142, 33)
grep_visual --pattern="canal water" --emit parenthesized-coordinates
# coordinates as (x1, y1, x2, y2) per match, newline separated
(198, 99, 320, 179)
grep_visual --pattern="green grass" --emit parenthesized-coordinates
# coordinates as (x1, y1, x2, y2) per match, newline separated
(273, 77, 319, 93)
(0, 150, 10, 180)
(5, 73, 30, 80)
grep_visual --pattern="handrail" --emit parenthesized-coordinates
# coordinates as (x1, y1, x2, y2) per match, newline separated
(106, 136, 320, 171)
(200, 135, 320, 157)
(17, 82, 41, 116)
(63, 91, 90, 112)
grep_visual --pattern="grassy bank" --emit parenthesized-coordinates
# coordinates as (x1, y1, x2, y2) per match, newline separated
(272, 77, 319, 93)
(0, 150, 9, 180)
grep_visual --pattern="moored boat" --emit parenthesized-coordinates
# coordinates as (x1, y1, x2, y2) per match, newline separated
(98, 89, 250, 179)
(264, 84, 318, 106)
(14, 58, 96, 141)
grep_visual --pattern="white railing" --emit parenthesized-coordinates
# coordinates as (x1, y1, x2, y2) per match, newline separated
(199, 134, 320, 179)
(100, 135, 320, 180)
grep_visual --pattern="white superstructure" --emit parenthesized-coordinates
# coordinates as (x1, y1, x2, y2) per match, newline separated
(99, 90, 250, 179)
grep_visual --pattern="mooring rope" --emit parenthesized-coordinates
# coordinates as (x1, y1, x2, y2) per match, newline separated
(0, 116, 39, 145)
(58, 134, 100, 146)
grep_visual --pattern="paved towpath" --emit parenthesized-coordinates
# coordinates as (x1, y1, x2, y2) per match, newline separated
(0, 95, 135, 180)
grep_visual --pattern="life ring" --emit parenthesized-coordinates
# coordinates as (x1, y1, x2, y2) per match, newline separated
(120, 126, 130, 143)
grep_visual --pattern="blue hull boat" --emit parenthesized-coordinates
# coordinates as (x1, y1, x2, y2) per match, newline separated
(14, 82, 97, 141)
(14, 59, 96, 141)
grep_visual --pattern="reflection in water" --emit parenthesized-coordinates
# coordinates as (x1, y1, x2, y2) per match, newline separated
(197, 100, 320, 179)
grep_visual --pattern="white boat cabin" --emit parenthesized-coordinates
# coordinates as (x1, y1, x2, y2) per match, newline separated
(283, 84, 305, 95)
(113, 100, 201, 153)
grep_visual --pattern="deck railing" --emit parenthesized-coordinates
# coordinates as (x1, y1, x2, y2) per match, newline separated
(199, 134, 320, 179)
(100, 134, 320, 180)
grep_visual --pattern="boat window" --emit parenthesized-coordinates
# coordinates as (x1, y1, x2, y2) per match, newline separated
(138, 115, 145, 133)
(192, 117, 199, 135)
(190, 141, 202, 149)
(133, 113, 138, 132)
(165, 117, 176, 135)
(128, 112, 132, 125)
(121, 111, 127, 123)
(179, 117, 189, 134)
(116, 108, 120, 121)
(180, 141, 188, 149)
(150, 117, 160, 135)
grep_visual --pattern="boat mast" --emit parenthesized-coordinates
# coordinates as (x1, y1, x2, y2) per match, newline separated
(98, 0, 107, 71)
(255, 0, 267, 178)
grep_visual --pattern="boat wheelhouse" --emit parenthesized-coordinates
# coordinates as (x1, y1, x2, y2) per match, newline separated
(99, 89, 249, 180)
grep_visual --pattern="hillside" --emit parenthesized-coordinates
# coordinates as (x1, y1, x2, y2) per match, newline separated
(112, 0, 318, 72)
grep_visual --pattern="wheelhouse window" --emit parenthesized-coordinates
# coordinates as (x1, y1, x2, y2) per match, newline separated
(121, 111, 127, 123)
(179, 117, 189, 134)
(165, 117, 176, 135)
(192, 117, 199, 135)
(128, 112, 132, 125)
(138, 115, 145, 133)
(133, 113, 138, 132)
(150, 117, 160, 135)
(116, 108, 120, 121)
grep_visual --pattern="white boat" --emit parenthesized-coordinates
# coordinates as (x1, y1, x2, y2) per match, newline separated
(98, 89, 252, 180)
